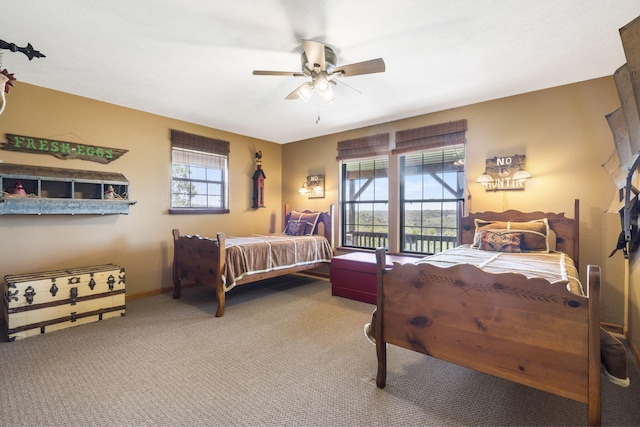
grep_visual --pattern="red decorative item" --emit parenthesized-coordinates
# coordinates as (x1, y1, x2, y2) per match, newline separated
(12, 182, 27, 197)
(1, 69, 16, 93)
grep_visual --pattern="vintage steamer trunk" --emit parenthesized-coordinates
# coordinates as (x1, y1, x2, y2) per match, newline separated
(4, 264, 125, 341)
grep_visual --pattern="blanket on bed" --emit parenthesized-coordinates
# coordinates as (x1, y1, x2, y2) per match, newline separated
(416, 245, 582, 295)
(223, 234, 332, 290)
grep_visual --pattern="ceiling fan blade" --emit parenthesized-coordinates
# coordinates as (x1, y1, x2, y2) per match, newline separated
(253, 70, 306, 77)
(302, 40, 326, 71)
(285, 82, 306, 100)
(333, 58, 385, 77)
(333, 78, 362, 94)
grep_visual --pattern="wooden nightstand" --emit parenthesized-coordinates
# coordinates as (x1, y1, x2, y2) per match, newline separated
(330, 252, 418, 304)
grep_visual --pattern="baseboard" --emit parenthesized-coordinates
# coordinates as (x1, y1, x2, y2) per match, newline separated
(125, 282, 201, 301)
(125, 288, 166, 301)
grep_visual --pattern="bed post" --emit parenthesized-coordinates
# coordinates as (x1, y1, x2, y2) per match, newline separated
(326, 204, 335, 251)
(171, 229, 182, 299)
(587, 264, 601, 426)
(284, 203, 291, 225)
(574, 199, 580, 272)
(215, 232, 227, 317)
(375, 247, 387, 388)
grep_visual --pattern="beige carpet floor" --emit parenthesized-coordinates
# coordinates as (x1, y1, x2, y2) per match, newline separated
(1, 275, 639, 426)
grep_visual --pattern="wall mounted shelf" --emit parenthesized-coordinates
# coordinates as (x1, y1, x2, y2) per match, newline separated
(0, 163, 136, 215)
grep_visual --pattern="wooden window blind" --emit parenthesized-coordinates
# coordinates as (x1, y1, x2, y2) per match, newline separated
(392, 119, 467, 155)
(170, 130, 230, 156)
(336, 133, 390, 161)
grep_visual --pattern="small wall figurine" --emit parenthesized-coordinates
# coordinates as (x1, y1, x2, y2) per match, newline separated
(105, 185, 116, 199)
(11, 181, 27, 197)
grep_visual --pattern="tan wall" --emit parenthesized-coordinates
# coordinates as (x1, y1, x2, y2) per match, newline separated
(630, 243, 640, 358)
(283, 77, 628, 331)
(0, 83, 282, 298)
(3, 77, 637, 353)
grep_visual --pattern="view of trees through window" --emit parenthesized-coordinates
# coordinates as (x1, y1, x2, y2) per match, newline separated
(401, 148, 465, 254)
(340, 146, 465, 254)
(341, 158, 389, 250)
(171, 164, 225, 208)
(171, 149, 227, 210)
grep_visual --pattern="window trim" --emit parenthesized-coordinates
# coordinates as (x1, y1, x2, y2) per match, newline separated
(169, 207, 230, 215)
(340, 157, 390, 250)
(398, 142, 466, 255)
(337, 120, 468, 254)
(169, 130, 230, 215)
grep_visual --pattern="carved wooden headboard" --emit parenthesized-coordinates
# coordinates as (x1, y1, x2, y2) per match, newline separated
(459, 199, 579, 270)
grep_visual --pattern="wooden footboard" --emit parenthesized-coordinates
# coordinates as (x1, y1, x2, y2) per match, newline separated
(374, 248, 601, 426)
(172, 229, 226, 316)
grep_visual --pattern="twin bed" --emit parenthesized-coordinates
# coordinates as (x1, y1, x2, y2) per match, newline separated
(172, 200, 620, 426)
(172, 205, 333, 317)
(367, 199, 612, 426)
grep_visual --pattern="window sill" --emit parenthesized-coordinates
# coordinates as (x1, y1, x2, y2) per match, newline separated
(169, 208, 230, 215)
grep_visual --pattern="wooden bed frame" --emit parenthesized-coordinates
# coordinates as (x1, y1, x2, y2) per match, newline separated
(374, 200, 602, 426)
(171, 204, 333, 317)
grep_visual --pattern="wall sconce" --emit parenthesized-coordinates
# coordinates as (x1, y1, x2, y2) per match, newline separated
(477, 154, 531, 191)
(298, 175, 325, 199)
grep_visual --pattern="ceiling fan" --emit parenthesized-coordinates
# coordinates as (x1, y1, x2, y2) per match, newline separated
(252, 40, 385, 103)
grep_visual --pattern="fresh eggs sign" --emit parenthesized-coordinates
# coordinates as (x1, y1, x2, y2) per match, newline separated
(1, 134, 128, 164)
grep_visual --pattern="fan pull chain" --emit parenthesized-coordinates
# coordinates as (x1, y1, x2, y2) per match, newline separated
(315, 97, 321, 124)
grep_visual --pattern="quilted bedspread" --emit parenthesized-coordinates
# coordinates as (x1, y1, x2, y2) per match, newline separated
(414, 245, 583, 295)
(222, 234, 333, 290)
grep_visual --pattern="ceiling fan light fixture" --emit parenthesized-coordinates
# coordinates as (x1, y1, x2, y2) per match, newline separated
(315, 76, 330, 93)
(297, 82, 314, 101)
(253, 40, 384, 103)
(320, 87, 335, 103)
(315, 76, 336, 103)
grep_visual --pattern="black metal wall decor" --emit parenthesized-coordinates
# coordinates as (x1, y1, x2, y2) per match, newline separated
(0, 40, 46, 61)
(0, 40, 46, 115)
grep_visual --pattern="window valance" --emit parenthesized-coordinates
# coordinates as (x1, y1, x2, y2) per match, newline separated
(170, 129, 230, 156)
(392, 119, 467, 155)
(336, 133, 389, 161)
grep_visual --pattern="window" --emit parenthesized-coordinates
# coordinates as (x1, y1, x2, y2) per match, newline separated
(341, 158, 389, 250)
(170, 130, 229, 214)
(337, 120, 467, 255)
(400, 146, 465, 254)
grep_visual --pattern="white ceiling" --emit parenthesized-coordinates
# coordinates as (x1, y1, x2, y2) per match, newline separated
(2, 1, 639, 144)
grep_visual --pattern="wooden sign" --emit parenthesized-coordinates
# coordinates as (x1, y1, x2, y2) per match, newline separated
(482, 155, 528, 191)
(2, 134, 128, 164)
